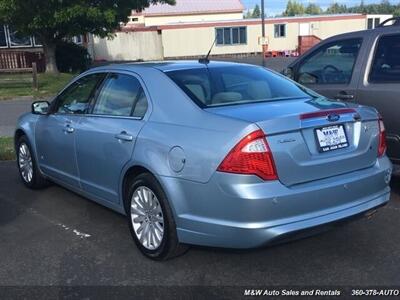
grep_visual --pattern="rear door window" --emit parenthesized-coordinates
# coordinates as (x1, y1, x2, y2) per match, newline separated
(297, 38, 362, 85)
(369, 34, 400, 83)
(92, 73, 148, 117)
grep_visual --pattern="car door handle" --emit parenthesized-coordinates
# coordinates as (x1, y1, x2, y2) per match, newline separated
(335, 92, 354, 100)
(64, 124, 75, 134)
(115, 131, 133, 142)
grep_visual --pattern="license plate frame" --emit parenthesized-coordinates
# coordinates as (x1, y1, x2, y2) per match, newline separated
(315, 124, 349, 153)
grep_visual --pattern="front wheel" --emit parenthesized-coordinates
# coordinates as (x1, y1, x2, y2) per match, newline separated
(16, 136, 48, 189)
(126, 173, 188, 260)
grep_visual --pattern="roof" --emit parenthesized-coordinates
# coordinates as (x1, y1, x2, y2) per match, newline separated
(90, 60, 249, 73)
(123, 13, 366, 32)
(132, 0, 244, 17)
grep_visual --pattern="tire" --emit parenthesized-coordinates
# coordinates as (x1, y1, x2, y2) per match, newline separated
(16, 135, 48, 189)
(126, 172, 189, 260)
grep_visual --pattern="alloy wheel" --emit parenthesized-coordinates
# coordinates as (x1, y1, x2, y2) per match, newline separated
(18, 143, 33, 183)
(130, 186, 165, 250)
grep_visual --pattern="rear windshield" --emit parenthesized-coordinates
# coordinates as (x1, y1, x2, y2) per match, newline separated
(165, 65, 313, 107)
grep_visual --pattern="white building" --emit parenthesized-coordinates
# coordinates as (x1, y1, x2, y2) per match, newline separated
(90, 0, 393, 61)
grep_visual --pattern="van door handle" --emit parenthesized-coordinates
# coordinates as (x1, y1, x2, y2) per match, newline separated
(335, 92, 354, 100)
(64, 124, 74, 134)
(115, 131, 133, 142)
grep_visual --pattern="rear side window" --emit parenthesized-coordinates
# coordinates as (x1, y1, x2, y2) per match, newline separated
(92, 73, 148, 117)
(166, 65, 312, 107)
(297, 38, 362, 85)
(369, 34, 400, 83)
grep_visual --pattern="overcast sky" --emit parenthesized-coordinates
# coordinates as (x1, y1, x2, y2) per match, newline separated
(242, 0, 400, 16)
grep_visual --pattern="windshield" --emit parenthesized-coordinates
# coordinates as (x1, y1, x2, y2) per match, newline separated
(165, 65, 313, 107)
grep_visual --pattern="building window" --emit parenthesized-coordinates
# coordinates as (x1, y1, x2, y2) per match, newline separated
(216, 27, 247, 45)
(128, 17, 139, 22)
(274, 24, 286, 38)
(367, 18, 373, 29)
(33, 36, 42, 47)
(7, 26, 32, 47)
(374, 18, 380, 28)
(73, 35, 83, 45)
(0, 25, 7, 47)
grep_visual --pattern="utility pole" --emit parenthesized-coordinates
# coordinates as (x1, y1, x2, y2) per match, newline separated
(261, 0, 265, 38)
(261, 0, 266, 67)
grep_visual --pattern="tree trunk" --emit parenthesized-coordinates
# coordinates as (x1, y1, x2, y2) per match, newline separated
(43, 40, 59, 74)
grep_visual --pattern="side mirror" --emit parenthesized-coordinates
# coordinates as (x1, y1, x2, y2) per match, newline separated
(282, 67, 294, 80)
(32, 101, 50, 115)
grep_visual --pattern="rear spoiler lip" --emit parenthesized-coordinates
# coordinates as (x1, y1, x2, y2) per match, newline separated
(299, 108, 357, 120)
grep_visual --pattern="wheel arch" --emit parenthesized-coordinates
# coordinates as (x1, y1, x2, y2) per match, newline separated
(120, 163, 182, 222)
(14, 129, 26, 149)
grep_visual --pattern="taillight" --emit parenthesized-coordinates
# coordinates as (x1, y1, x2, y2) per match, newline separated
(378, 118, 387, 157)
(217, 129, 278, 180)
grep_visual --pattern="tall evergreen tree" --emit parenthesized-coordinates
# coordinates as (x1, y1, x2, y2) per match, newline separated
(283, 0, 305, 16)
(305, 3, 323, 15)
(252, 4, 261, 18)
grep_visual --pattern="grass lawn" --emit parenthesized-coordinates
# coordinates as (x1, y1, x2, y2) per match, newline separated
(0, 137, 15, 161)
(0, 73, 76, 100)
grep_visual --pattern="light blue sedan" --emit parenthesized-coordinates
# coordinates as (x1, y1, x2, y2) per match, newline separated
(15, 61, 392, 260)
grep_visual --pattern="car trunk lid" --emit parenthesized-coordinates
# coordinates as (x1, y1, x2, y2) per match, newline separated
(205, 98, 380, 186)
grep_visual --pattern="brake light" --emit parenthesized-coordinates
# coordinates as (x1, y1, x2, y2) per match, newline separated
(378, 118, 387, 157)
(217, 129, 278, 180)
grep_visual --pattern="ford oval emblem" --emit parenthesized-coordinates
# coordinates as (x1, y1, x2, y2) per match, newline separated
(327, 114, 340, 122)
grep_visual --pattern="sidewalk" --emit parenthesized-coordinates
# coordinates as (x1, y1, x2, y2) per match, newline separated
(0, 97, 34, 137)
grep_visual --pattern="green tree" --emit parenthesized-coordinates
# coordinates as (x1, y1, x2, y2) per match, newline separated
(347, 0, 398, 14)
(0, 0, 175, 73)
(326, 2, 348, 14)
(283, 0, 305, 16)
(394, 6, 400, 17)
(244, 10, 252, 19)
(305, 3, 323, 15)
(252, 4, 261, 18)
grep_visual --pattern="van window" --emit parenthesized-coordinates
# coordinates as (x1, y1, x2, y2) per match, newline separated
(369, 34, 400, 83)
(297, 38, 362, 85)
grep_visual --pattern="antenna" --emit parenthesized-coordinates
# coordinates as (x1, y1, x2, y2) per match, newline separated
(199, 36, 217, 64)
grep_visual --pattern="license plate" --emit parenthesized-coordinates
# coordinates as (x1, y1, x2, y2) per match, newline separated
(315, 125, 348, 153)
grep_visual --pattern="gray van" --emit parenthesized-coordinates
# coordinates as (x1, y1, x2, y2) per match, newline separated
(285, 18, 400, 173)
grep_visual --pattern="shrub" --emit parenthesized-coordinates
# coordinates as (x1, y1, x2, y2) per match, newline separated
(56, 41, 91, 73)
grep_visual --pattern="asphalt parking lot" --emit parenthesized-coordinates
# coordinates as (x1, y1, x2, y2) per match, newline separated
(0, 161, 400, 295)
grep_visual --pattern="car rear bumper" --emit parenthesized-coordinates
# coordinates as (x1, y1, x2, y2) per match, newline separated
(161, 156, 392, 249)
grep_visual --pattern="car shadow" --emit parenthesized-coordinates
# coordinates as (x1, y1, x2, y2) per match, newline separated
(390, 173, 400, 192)
(0, 161, 36, 226)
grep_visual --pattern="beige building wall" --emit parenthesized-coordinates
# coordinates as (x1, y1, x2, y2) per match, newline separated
(162, 18, 368, 58)
(142, 12, 244, 26)
(162, 25, 261, 58)
(309, 18, 366, 40)
(266, 22, 299, 52)
(92, 16, 376, 61)
(92, 31, 163, 61)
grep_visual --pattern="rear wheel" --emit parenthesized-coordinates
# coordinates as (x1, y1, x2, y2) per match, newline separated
(126, 173, 188, 260)
(16, 136, 48, 189)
